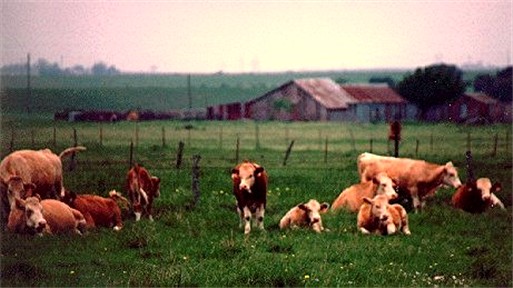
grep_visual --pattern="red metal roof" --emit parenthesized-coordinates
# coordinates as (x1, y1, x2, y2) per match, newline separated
(341, 84, 406, 104)
(294, 78, 354, 109)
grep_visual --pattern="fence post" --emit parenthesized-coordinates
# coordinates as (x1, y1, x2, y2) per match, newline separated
(235, 135, 240, 164)
(467, 132, 471, 152)
(10, 128, 14, 152)
(415, 139, 419, 158)
(176, 141, 185, 169)
(283, 140, 295, 166)
(191, 154, 201, 209)
(161, 127, 166, 147)
(99, 124, 103, 146)
(255, 123, 260, 150)
(135, 122, 139, 147)
(31, 129, 35, 147)
(369, 138, 373, 153)
(53, 126, 57, 147)
(129, 140, 134, 169)
(348, 129, 355, 152)
(68, 128, 78, 171)
(324, 136, 328, 164)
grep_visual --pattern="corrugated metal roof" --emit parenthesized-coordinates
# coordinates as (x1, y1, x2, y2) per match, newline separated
(341, 84, 406, 104)
(294, 78, 354, 109)
(465, 92, 498, 104)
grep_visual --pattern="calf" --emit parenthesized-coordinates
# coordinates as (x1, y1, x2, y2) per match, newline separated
(231, 161, 268, 234)
(332, 172, 397, 212)
(279, 199, 330, 233)
(358, 152, 462, 212)
(7, 196, 86, 236)
(61, 190, 127, 231)
(126, 164, 161, 221)
(452, 178, 505, 213)
(357, 194, 411, 236)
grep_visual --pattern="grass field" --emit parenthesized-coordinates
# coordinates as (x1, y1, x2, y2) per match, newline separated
(1, 114, 512, 287)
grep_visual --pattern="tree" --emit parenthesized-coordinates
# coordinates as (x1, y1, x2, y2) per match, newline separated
(474, 67, 512, 102)
(396, 64, 465, 118)
(91, 61, 120, 75)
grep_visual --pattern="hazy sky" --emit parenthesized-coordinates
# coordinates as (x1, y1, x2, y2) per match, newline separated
(1, 1, 511, 73)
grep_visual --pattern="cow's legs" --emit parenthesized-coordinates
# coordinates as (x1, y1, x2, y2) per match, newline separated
(242, 206, 252, 234)
(359, 227, 371, 234)
(386, 223, 397, 235)
(255, 204, 265, 231)
(412, 192, 421, 213)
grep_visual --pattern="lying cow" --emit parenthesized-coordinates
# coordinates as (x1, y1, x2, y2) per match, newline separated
(279, 199, 330, 233)
(0, 146, 86, 225)
(332, 172, 398, 212)
(126, 164, 161, 221)
(357, 194, 411, 236)
(61, 190, 128, 231)
(452, 178, 505, 213)
(8, 195, 86, 236)
(231, 161, 268, 234)
(358, 152, 462, 212)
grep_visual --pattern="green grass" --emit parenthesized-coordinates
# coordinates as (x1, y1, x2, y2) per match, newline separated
(1, 116, 512, 287)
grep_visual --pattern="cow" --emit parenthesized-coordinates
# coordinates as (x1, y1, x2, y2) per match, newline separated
(7, 195, 86, 236)
(0, 146, 86, 226)
(126, 164, 161, 221)
(452, 178, 505, 213)
(61, 190, 128, 231)
(357, 152, 462, 212)
(331, 172, 398, 212)
(357, 194, 411, 236)
(231, 161, 268, 235)
(279, 199, 330, 233)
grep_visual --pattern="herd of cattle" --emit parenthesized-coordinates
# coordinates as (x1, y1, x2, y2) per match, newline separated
(0, 146, 507, 237)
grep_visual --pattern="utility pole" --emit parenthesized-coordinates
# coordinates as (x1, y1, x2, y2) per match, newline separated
(188, 74, 192, 110)
(26, 53, 31, 114)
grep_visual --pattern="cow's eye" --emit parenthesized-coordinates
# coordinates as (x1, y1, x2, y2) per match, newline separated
(375, 205, 381, 209)
(26, 209, 33, 217)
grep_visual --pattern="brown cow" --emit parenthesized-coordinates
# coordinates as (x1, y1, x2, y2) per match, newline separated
(126, 164, 161, 221)
(231, 161, 268, 234)
(0, 146, 86, 227)
(61, 190, 128, 230)
(452, 178, 505, 213)
(357, 194, 411, 236)
(332, 172, 398, 212)
(8, 196, 86, 236)
(279, 199, 330, 233)
(357, 152, 462, 212)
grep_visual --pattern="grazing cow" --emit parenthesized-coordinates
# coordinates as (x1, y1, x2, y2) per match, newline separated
(332, 172, 398, 212)
(0, 146, 86, 226)
(231, 161, 268, 234)
(357, 194, 411, 236)
(279, 199, 330, 233)
(126, 164, 161, 221)
(452, 178, 505, 213)
(7, 196, 86, 236)
(357, 152, 462, 212)
(61, 190, 128, 230)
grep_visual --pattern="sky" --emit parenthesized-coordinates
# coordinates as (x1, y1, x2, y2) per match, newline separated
(1, 1, 511, 73)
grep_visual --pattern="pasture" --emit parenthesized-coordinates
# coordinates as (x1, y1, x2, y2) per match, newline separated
(1, 114, 512, 287)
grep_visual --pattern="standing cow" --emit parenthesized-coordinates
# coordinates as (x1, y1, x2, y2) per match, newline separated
(126, 164, 161, 221)
(452, 178, 505, 213)
(357, 152, 462, 212)
(231, 161, 268, 234)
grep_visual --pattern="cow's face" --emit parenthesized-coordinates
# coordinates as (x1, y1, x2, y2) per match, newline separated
(298, 199, 330, 232)
(364, 195, 390, 223)
(442, 162, 462, 188)
(231, 163, 264, 193)
(476, 178, 502, 202)
(373, 172, 398, 200)
(151, 177, 161, 198)
(6, 176, 36, 206)
(14, 196, 47, 235)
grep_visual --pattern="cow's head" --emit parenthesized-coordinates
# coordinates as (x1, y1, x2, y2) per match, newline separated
(231, 162, 264, 193)
(6, 176, 36, 207)
(475, 178, 502, 202)
(298, 199, 330, 233)
(14, 195, 47, 235)
(442, 162, 462, 188)
(60, 190, 77, 207)
(373, 172, 398, 200)
(151, 176, 161, 198)
(364, 194, 391, 223)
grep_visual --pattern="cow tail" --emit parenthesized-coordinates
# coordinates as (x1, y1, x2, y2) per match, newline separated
(59, 146, 87, 158)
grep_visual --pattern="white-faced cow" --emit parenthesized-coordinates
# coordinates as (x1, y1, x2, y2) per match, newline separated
(357, 152, 462, 212)
(357, 194, 411, 236)
(126, 164, 161, 221)
(0, 146, 86, 226)
(332, 172, 398, 212)
(231, 161, 268, 234)
(279, 199, 330, 233)
(8, 195, 86, 236)
(452, 178, 505, 213)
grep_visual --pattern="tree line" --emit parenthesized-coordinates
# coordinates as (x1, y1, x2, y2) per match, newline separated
(0, 58, 120, 76)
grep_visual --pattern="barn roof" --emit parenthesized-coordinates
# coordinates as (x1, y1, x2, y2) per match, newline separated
(465, 92, 498, 104)
(341, 84, 407, 104)
(294, 78, 354, 109)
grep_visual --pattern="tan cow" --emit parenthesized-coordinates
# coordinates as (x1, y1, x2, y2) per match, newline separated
(8, 196, 86, 236)
(357, 152, 462, 212)
(357, 194, 411, 236)
(279, 199, 330, 233)
(126, 164, 161, 221)
(231, 161, 268, 234)
(332, 172, 398, 212)
(452, 178, 505, 213)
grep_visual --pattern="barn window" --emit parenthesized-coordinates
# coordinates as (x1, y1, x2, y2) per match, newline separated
(459, 104, 468, 119)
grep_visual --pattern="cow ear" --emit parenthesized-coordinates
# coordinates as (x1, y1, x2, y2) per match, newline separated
(372, 176, 380, 185)
(254, 167, 264, 176)
(363, 197, 372, 204)
(14, 197, 26, 211)
(320, 202, 330, 213)
(492, 182, 502, 193)
(298, 203, 308, 211)
(151, 176, 161, 185)
(231, 169, 239, 179)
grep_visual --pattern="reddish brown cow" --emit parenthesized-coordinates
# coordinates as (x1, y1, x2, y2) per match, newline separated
(357, 194, 411, 236)
(231, 161, 268, 234)
(0, 146, 86, 226)
(8, 196, 86, 236)
(61, 190, 128, 230)
(126, 164, 161, 221)
(279, 199, 330, 233)
(358, 152, 462, 212)
(452, 178, 505, 213)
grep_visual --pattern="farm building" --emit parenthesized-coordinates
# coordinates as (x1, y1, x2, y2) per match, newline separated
(207, 78, 417, 122)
